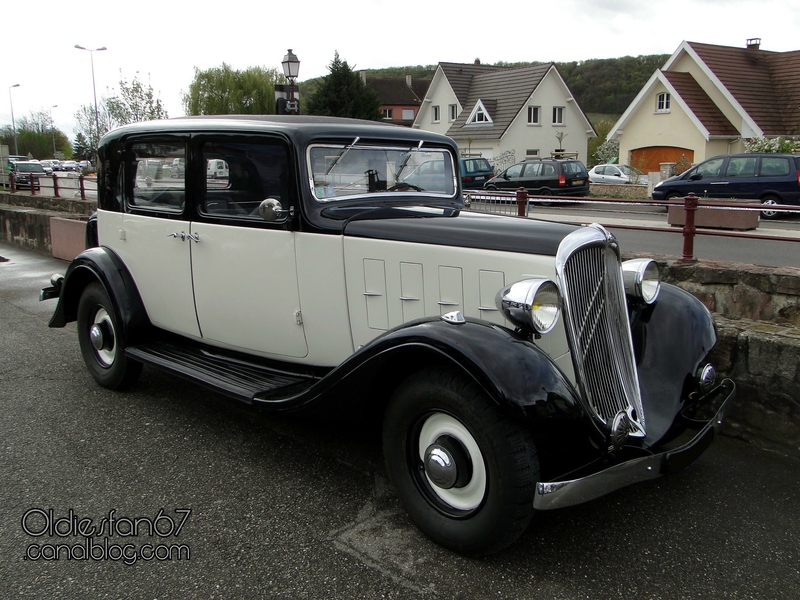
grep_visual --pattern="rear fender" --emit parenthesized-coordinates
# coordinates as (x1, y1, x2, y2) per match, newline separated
(48, 246, 150, 344)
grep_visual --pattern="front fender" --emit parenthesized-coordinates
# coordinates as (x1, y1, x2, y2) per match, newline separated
(631, 283, 718, 445)
(280, 317, 587, 427)
(48, 246, 150, 345)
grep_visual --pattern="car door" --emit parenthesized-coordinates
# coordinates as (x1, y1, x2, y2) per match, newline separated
(684, 157, 726, 198)
(111, 137, 201, 339)
(188, 135, 308, 359)
(495, 162, 525, 191)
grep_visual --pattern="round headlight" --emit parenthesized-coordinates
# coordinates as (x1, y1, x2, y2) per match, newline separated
(496, 279, 561, 335)
(622, 259, 661, 304)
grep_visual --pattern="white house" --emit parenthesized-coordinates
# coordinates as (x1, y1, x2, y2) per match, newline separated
(413, 62, 595, 169)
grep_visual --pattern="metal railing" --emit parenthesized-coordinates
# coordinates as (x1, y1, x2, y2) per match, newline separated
(464, 187, 800, 262)
(6, 173, 97, 199)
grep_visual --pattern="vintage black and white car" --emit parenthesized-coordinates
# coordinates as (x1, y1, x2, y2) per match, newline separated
(42, 116, 735, 556)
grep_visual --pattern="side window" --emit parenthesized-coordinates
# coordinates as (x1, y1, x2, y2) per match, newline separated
(696, 158, 724, 178)
(725, 157, 756, 178)
(128, 141, 186, 212)
(759, 157, 790, 177)
(506, 164, 524, 178)
(523, 163, 542, 177)
(542, 163, 556, 176)
(200, 139, 290, 219)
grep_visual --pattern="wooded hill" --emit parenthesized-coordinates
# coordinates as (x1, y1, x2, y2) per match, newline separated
(299, 54, 670, 120)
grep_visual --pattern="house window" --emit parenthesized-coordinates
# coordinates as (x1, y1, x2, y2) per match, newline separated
(449, 104, 457, 121)
(382, 108, 393, 120)
(656, 93, 670, 113)
(402, 108, 415, 120)
(552, 106, 564, 125)
(527, 106, 541, 125)
(432, 105, 440, 123)
(473, 108, 489, 123)
(526, 149, 539, 157)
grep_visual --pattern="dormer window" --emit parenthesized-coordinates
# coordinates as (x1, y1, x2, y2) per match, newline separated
(656, 92, 671, 113)
(466, 100, 493, 125)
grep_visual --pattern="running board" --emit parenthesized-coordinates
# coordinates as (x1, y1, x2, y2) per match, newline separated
(126, 342, 318, 404)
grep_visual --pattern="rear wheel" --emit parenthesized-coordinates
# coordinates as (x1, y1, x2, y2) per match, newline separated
(760, 195, 781, 220)
(383, 367, 539, 556)
(77, 282, 142, 390)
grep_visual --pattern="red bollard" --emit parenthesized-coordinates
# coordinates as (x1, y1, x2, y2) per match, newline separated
(53, 174, 60, 198)
(680, 192, 698, 262)
(79, 175, 86, 200)
(30, 175, 37, 196)
(516, 187, 527, 217)
(10, 172, 16, 193)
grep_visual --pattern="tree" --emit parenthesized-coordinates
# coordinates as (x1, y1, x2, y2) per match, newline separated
(305, 52, 381, 120)
(0, 110, 70, 159)
(106, 72, 168, 125)
(183, 63, 281, 115)
(72, 133, 91, 161)
(587, 119, 616, 166)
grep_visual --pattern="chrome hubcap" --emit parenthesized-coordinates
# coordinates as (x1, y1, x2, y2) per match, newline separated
(89, 308, 116, 367)
(418, 413, 486, 511)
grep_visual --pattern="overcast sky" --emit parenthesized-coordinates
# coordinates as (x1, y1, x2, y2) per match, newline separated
(3, 0, 797, 149)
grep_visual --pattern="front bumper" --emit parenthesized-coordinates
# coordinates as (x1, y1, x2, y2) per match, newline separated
(533, 378, 735, 510)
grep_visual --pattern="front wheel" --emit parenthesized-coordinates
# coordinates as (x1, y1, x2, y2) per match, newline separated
(383, 367, 539, 556)
(77, 282, 142, 390)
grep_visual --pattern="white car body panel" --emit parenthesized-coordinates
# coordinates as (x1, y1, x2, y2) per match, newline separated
(107, 211, 201, 338)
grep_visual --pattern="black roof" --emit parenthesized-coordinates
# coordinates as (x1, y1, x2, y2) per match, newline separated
(100, 115, 457, 149)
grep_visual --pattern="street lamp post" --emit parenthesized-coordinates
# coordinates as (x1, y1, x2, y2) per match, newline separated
(50, 105, 58, 156)
(9, 84, 20, 155)
(281, 49, 300, 115)
(74, 44, 107, 150)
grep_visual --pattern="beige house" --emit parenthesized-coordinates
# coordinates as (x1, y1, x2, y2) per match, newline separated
(609, 39, 800, 173)
(413, 62, 595, 169)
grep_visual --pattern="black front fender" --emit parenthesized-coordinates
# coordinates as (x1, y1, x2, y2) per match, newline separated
(276, 317, 587, 428)
(48, 246, 150, 344)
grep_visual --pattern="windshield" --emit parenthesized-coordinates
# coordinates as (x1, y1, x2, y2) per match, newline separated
(308, 143, 456, 201)
(17, 163, 45, 173)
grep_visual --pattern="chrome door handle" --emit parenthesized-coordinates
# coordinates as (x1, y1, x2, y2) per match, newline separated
(167, 232, 186, 241)
(186, 232, 200, 243)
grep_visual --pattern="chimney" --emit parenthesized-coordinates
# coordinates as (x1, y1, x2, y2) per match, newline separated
(359, 70, 367, 83)
(406, 74, 412, 88)
(474, 58, 481, 65)
(746, 38, 761, 50)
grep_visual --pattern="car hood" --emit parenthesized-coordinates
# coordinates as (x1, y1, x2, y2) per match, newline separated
(342, 207, 580, 257)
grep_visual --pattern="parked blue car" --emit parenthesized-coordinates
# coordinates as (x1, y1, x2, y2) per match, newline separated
(652, 153, 800, 218)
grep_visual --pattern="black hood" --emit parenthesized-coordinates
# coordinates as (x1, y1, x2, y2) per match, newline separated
(343, 209, 580, 257)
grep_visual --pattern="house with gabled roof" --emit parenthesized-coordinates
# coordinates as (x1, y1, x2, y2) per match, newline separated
(608, 39, 800, 173)
(362, 74, 427, 127)
(413, 61, 595, 168)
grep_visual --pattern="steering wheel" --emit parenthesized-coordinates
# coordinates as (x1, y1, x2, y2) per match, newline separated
(388, 182, 423, 192)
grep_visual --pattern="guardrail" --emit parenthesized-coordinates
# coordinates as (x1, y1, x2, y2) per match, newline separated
(464, 187, 800, 263)
(6, 173, 96, 200)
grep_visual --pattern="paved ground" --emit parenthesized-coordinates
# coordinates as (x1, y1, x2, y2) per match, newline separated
(1, 243, 799, 599)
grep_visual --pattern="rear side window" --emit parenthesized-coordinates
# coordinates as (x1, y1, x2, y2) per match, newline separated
(759, 157, 790, 177)
(724, 157, 756, 177)
(562, 161, 586, 175)
(523, 163, 542, 177)
(462, 158, 491, 174)
(128, 141, 186, 213)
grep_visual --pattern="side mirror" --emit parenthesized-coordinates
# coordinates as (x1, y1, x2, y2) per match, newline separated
(688, 173, 702, 181)
(258, 198, 289, 222)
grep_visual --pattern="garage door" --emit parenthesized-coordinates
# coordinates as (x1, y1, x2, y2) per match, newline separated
(630, 147, 694, 173)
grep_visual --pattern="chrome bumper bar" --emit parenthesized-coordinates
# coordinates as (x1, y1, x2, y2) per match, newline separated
(534, 378, 736, 510)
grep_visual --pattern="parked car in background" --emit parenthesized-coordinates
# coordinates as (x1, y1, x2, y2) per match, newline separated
(459, 157, 494, 189)
(652, 153, 800, 218)
(10, 160, 46, 189)
(41, 116, 734, 556)
(206, 159, 229, 179)
(484, 157, 589, 196)
(39, 160, 60, 173)
(5, 155, 28, 173)
(35, 160, 54, 175)
(589, 164, 648, 185)
(61, 160, 81, 172)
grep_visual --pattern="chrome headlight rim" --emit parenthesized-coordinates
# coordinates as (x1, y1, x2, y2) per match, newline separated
(496, 278, 561, 335)
(622, 259, 661, 305)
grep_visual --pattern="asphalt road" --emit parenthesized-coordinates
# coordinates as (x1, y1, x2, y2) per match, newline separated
(1, 243, 799, 599)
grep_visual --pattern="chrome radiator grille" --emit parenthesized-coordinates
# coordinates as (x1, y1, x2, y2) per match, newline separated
(556, 227, 645, 433)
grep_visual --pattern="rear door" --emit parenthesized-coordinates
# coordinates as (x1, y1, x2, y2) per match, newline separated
(758, 155, 794, 200)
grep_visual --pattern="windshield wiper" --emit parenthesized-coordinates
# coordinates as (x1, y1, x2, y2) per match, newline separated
(394, 140, 425, 180)
(325, 136, 360, 176)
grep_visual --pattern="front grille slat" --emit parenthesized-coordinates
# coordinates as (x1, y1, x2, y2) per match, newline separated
(557, 230, 645, 434)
